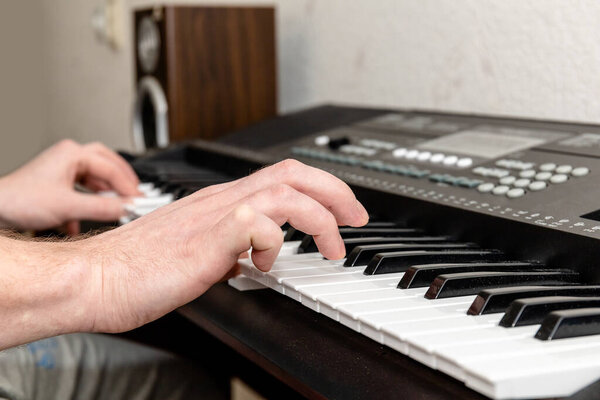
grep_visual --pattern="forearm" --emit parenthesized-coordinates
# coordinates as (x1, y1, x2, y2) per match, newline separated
(0, 235, 93, 350)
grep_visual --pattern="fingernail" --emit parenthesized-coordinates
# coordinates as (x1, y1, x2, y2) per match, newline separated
(339, 237, 346, 259)
(355, 200, 369, 223)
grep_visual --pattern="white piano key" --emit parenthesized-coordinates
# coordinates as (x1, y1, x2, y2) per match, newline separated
(118, 215, 132, 225)
(437, 327, 600, 383)
(138, 182, 155, 193)
(283, 271, 404, 302)
(463, 339, 600, 399)
(359, 296, 476, 330)
(266, 266, 363, 290)
(298, 277, 405, 311)
(278, 240, 302, 256)
(375, 313, 501, 349)
(238, 260, 270, 285)
(133, 193, 174, 207)
(227, 274, 267, 291)
(408, 323, 538, 369)
(269, 258, 343, 271)
(318, 288, 420, 320)
(336, 288, 429, 316)
(339, 294, 456, 332)
(142, 187, 163, 197)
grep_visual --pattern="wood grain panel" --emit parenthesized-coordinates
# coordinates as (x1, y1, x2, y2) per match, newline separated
(164, 6, 277, 141)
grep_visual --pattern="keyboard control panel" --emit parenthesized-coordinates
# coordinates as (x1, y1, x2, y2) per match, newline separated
(262, 111, 600, 238)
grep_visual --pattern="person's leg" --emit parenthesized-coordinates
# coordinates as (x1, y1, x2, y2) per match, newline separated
(0, 333, 225, 400)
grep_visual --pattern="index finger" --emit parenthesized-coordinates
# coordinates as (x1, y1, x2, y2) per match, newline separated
(78, 153, 140, 196)
(84, 143, 140, 189)
(207, 159, 369, 227)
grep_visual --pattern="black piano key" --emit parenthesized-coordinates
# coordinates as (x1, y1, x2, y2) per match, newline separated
(283, 227, 306, 242)
(535, 308, 600, 340)
(344, 243, 478, 267)
(468, 285, 600, 315)
(363, 250, 505, 275)
(399, 262, 541, 289)
(361, 221, 403, 228)
(343, 236, 453, 255)
(500, 296, 600, 327)
(338, 227, 421, 238)
(298, 228, 422, 254)
(425, 270, 580, 300)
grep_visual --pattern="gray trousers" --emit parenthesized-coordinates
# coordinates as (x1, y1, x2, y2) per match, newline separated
(0, 333, 223, 400)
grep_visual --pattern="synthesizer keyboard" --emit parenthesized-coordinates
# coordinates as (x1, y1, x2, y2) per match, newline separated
(121, 107, 600, 399)
(235, 224, 600, 399)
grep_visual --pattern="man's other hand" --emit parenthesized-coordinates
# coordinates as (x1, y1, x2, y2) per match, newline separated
(0, 140, 139, 233)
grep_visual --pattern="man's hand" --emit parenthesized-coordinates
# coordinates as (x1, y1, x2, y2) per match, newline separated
(79, 159, 369, 333)
(0, 159, 368, 349)
(0, 140, 139, 233)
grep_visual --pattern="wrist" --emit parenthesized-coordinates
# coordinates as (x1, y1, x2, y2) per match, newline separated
(0, 236, 95, 348)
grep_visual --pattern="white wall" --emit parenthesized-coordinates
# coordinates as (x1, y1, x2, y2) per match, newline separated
(5, 0, 600, 171)
(0, 2, 45, 174)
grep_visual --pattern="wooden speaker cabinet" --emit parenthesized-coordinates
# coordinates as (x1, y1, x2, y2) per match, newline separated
(133, 6, 277, 150)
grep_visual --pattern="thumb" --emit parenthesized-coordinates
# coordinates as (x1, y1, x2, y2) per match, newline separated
(66, 193, 126, 222)
(209, 205, 283, 275)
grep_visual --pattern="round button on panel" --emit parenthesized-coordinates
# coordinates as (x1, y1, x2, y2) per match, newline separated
(405, 149, 419, 159)
(519, 169, 536, 179)
(499, 176, 516, 185)
(550, 174, 568, 184)
(392, 148, 408, 158)
(477, 182, 495, 193)
(457, 157, 473, 168)
(514, 179, 531, 188)
(443, 155, 459, 166)
(314, 135, 330, 146)
(417, 151, 432, 161)
(430, 153, 445, 163)
(528, 181, 547, 191)
(507, 188, 525, 198)
(555, 165, 573, 174)
(539, 163, 557, 172)
(492, 185, 510, 195)
(535, 171, 552, 181)
(572, 167, 590, 177)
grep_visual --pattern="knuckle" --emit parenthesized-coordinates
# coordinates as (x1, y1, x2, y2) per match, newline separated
(276, 158, 303, 175)
(269, 183, 294, 200)
(319, 208, 337, 227)
(88, 141, 105, 150)
(232, 204, 255, 225)
(57, 139, 78, 150)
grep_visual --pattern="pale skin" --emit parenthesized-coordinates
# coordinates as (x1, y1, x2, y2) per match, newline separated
(0, 140, 369, 350)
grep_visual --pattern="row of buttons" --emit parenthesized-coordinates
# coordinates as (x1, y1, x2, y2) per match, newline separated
(359, 138, 396, 150)
(476, 164, 590, 199)
(392, 148, 473, 168)
(538, 163, 587, 174)
(339, 144, 377, 156)
(362, 161, 430, 178)
(472, 166, 510, 178)
(495, 159, 535, 170)
(517, 167, 588, 180)
(292, 147, 430, 178)
(429, 174, 483, 188)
